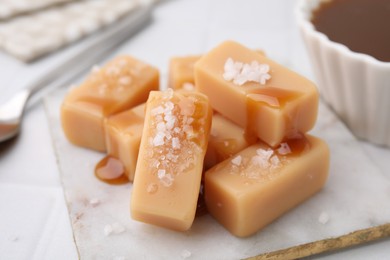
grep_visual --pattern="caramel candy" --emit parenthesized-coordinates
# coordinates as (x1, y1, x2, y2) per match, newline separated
(61, 56, 159, 151)
(194, 41, 319, 147)
(168, 55, 201, 90)
(131, 89, 212, 231)
(205, 113, 253, 170)
(204, 135, 329, 237)
(168, 51, 264, 91)
(104, 103, 145, 181)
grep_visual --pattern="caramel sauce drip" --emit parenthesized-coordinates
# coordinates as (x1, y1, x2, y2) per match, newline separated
(312, 0, 390, 62)
(245, 87, 302, 144)
(95, 155, 129, 185)
(246, 87, 301, 108)
(0, 124, 17, 137)
(282, 134, 311, 157)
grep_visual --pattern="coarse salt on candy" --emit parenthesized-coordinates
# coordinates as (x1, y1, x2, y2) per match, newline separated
(172, 137, 181, 149)
(182, 82, 195, 91)
(251, 148, 281, 169)
(270, 155, 280, 167)
(251, 155, 270, 168)
(151, 105, 165, 116)
(256, 148, 274, 161)
(118, 76, 132, 85)
(157, 169, 166, 179)
(223, 57, 271, 86)
(231, 155, 242, 166)
(158, 171, 174, 187)
(153, 132, 165, 146)
(278, 142, 291, 155)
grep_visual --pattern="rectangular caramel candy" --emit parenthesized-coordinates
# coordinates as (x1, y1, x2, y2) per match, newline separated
(168, 51, 264, 91)
(195, 41, 319, 147)
(204, 135, 329, 237)
(168, 55, 201, 91)
(61, 56, 159, 151)
(205, 113, 253, 170)
(105, 103, 145, 181)
(131, 89, 212, 231)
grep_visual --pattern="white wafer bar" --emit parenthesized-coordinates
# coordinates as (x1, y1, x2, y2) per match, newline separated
(0, 0, 140, 62)
(0, 0, 75, 20)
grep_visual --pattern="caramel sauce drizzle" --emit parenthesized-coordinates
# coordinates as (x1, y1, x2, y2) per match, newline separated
(95, 155, 129, 185)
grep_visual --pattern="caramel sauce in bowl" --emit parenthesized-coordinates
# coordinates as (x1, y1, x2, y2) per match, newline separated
(296, 0, 390, 147)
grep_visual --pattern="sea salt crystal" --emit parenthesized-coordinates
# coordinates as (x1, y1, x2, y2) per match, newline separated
(181, 249, 192, 259)
(157, 122, 166, 132)
(118, 76, 131, 85)
(159, 173, 174, 187)
(318, 212, 330, 224)
(223, 57, 271, 86)
(157, 169, 166, 179)
(182, 82, 195, 91)
(152, 105, 165, 116)
(89, 198, 100, 207)
(252, 155, 270, 168)
(106, 66, 120, 76)
(223, 57, 242, 81)
(231, 155, 242, 166)
(147, 183, 158, 194)
(164, 88, 174, 99)
(256, 148, 274, 161)
(270, 155, 280, 167)
(165, 114, 176, 130)
(278, 142, 291, 155)
(104, 223, 125, 236)
(165, 101, 175, 111)
(153, 132, 165, 146)
(172, 137, 181, 149)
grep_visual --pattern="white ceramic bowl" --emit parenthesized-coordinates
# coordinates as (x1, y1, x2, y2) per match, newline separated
(296, 0, 390, 147)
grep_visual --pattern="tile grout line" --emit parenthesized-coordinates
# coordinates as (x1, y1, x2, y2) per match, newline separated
(27, 186, 67, 260)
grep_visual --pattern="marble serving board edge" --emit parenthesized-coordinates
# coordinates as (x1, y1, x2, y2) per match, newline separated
(44, 89, 390, 260)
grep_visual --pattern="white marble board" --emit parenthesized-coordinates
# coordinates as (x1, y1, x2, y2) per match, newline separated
(44, 88, 390, 259)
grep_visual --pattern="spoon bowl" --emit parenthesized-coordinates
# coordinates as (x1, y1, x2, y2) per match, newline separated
(0, 89, 30, 142)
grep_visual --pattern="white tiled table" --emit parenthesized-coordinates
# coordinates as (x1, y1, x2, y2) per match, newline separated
(1, 0, 389, 259)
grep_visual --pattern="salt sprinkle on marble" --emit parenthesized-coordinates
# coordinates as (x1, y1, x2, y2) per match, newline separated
(181, 249, 192, 259)
(103, 223, 126, 236)
(318, 212, 330, 224)
(223, 57, 271, 86)
(89, 198, 100, 207)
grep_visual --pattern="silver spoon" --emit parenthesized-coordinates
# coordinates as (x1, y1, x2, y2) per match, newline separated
(0, 4, 152, 143)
